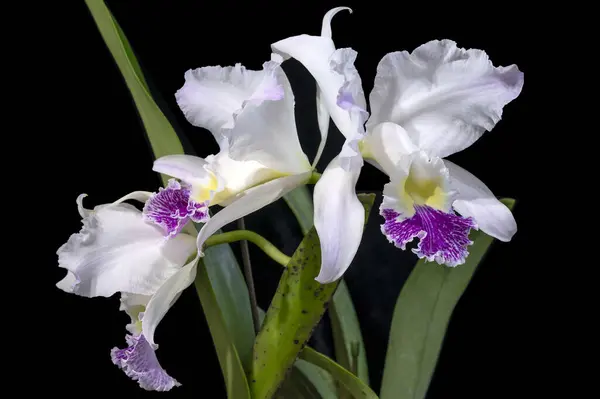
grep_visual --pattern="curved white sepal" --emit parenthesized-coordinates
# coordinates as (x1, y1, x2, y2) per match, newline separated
(445, 160, 516, 241)
(142, 255, 200, 346)
(314, 149, 364, 284)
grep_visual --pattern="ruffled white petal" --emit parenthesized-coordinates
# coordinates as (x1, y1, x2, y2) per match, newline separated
(313, 146, 365, 284)
(175, 62, 284, 144)
(445, 160, 516, 241)
(56, 195, 197, 298)
(367, 39, 524, 158)
(196, 173, 311, 251)
(222, 62, 310, 175)
(142, 255, 200, 346)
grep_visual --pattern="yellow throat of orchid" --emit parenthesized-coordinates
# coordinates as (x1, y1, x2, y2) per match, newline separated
(400, 171, 448, 212)
(190, 172, 220, 204)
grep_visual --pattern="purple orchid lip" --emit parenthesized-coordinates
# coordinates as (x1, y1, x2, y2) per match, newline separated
(111, 334, 181, 392)
(143, 179, 208, 238)
(381, 205, 477, 267)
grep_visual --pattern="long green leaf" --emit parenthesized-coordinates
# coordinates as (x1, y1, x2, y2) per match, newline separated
(194, 262, 251, 398)
(300, 348, 379, 399)
(250, 193, 376, 399)
(203, 244, 255, 368)
(282, 186, 315, 236)
(258, 308, 338, 399)
(84, 0, 253, 390)
(283, 185, 370, 389)
(331, 281, 370, 386)
(84, 0, 183, 186)
(379, 198, 517, 399)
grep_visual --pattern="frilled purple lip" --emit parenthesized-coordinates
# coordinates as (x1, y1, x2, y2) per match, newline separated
(111, 334, 181, 392)
(381, 205, 477, 267)
(143, 179, 208, 238)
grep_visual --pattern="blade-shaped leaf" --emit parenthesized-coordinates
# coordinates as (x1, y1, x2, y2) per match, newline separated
(282, 185, 370, 389)
(84, 0, 183, 186)
(194, 262, 251, 399)
(331, 280, 370, 384)
(84, 0, 254, 391)
(250, 193, 376, 399)
(379, 198, 517, 399)
(283, 186, 315, 236)
(300, 347, 379, 399)
(203, 244, 255, 368)
(258, 308, 338, 399)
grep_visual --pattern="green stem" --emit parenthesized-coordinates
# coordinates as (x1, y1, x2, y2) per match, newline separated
(204, 230, 291, 267)
(308, 171, 322, 184)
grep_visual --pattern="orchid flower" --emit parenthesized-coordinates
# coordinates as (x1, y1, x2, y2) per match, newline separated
(56, 189, 201, 391)
(154, 55, 336, 252)
(272, 7, 524, 283)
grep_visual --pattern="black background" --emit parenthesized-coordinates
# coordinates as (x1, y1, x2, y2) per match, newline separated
(35, 1, 545, 397)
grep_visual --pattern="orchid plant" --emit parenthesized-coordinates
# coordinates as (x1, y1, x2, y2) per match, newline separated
(58, 2, 523, 398)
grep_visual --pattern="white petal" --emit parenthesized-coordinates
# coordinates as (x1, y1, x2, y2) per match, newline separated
(313, 149, 365, 284)
(313, 6, 353, 167)
(207, 151, 288, 206)
(196, 173, 311, 250)
(363, 122, 418, 177)
(120, 293, 151, 335)
(272, 20, 366, 140)
(314, 89, 329, 168)
(445, 160, 516, 241)
(114, 191, 153, 204)
(223, 62, 310, 175)
(321, 7, 352, 38)
(56, 196, 197, 297)
(153, 154, 222, 203)
(142, 255, 199, 346)
(153, 154, 211, 182)
(175, 62, 284, 143)
(367, 39, 524, 158)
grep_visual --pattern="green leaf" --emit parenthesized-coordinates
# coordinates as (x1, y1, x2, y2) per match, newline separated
(300, 347, 379, 399)
(84, 0, 183, 186)
(249, 193, 376, 399)
(194, 262, 251, 399)
(203, 244, 255, 368)
(84, 0, 254, 392)
(258, 308, 337, 399)
(291, 359, 338, 398)
(282, 186, 370, 391)
(379, 198, 517, 399)
(331, 281, 370, 391)
(282, 186, 315, 236)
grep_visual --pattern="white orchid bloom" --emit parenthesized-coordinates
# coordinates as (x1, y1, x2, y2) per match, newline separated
(272, 8, 524, 282)
(154, 56, 335, 251)
(56, 189, 200, 391)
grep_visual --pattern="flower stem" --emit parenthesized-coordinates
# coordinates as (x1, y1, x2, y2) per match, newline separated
(204, 230, 291, 266)
(308, 171, 322, 184)
(236, 218, 260, 334)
